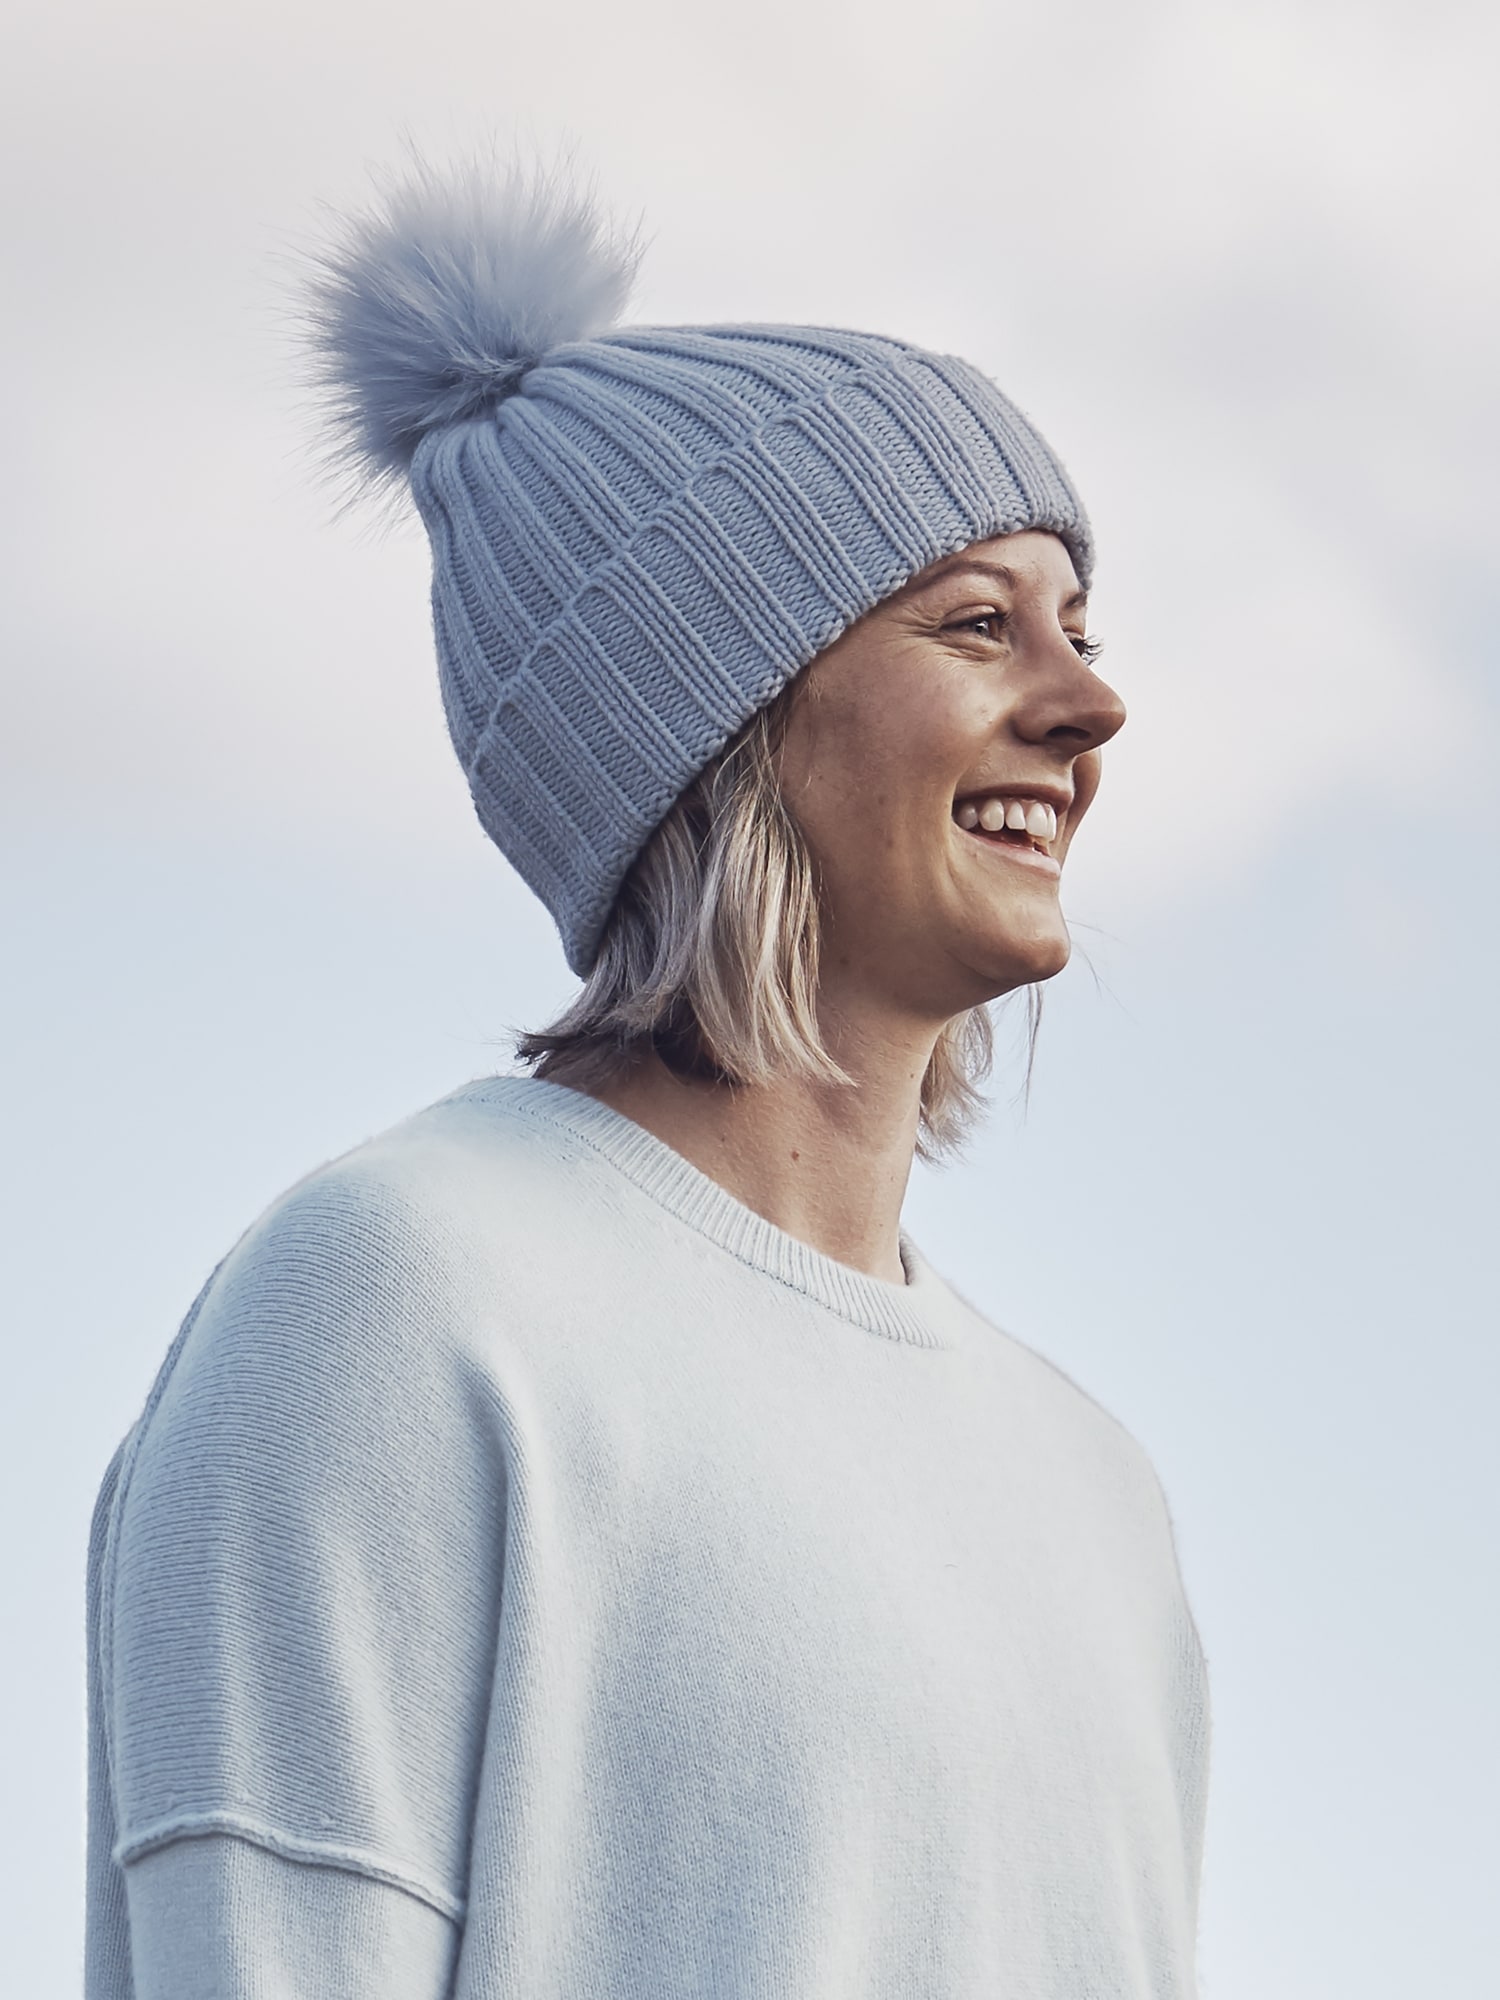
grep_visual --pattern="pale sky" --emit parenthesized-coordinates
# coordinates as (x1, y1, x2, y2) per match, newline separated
(3, 0, 1497, 1992)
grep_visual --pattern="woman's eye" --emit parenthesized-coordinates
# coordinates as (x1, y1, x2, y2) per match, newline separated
(950, 613, 1003, 639)
(1071, 634, 1105, 664)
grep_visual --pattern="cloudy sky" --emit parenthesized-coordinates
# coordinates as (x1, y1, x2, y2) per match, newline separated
(4, 0, 1496, 1991)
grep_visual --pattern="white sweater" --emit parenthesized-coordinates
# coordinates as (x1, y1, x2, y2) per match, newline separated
(87, 1076, 1210, 1998)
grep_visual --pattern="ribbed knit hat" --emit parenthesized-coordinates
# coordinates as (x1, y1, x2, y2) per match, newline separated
(305, 157, 1094, 974)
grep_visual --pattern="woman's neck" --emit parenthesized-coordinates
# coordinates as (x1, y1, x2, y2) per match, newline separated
(579, 1016, 936, 1286)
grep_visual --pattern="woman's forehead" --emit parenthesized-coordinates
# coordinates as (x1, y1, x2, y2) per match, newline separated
(895, 530, 1085, 605)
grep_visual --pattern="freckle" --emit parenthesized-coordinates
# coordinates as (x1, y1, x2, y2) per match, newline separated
(790, 1150, 801, 1163)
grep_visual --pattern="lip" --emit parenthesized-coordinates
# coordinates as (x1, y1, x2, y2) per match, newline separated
(956, 823, 1061, 877)
(952, 783, 1074, 817)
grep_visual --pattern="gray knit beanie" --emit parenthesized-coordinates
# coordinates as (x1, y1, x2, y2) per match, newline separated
(306, 157, 1094, 975)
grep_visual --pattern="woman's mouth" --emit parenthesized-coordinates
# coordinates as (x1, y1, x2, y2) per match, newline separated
(952, 794, 1062, 875)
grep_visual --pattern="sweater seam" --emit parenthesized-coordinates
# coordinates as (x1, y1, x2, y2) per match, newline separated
(114, 1811, 465, 1924)
(490, 1084, 946, 1349)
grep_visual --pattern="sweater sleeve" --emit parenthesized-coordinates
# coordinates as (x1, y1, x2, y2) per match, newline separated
(122, 1834, 460, 1999)
(96, 1164, 509, 1994)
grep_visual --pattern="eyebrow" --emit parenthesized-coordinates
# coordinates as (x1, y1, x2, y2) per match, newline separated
(903, 557, 1089, 613)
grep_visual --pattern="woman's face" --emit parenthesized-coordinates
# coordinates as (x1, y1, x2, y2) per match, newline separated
(778, 530, 1126, 1023)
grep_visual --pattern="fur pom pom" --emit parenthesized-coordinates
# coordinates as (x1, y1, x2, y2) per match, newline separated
(301, 151, 641, 496)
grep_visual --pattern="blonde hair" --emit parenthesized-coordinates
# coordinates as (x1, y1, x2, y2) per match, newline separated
(517, 679, 1031, 1159)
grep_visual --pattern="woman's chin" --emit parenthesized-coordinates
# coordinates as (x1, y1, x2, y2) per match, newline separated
(963, 920, 1072, 996)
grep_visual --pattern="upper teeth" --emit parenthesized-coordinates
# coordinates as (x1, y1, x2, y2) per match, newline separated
(954, 797, 1058, 842)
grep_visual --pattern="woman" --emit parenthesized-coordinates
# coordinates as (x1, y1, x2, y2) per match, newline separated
(86, 158, 1209, 1998)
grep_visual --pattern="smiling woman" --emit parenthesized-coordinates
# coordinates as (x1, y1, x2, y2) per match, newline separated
(521, 532, 1125, 1166)
(85, 152, 1208, 2000)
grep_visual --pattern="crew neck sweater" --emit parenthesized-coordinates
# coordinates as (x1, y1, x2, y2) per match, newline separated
(86, 1076, 1210, 1999)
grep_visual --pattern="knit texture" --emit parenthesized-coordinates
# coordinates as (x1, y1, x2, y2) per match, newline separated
(303, 160, 1095, 973)
(413, 324, 1094, 971)
(87, 1078, 1208, 1998)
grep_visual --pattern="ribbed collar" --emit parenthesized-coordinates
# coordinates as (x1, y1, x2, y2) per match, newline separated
(456, 1075, 963, 1351)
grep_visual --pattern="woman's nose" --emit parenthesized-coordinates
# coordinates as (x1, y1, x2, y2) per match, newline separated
(1016, 642, 1127, 755)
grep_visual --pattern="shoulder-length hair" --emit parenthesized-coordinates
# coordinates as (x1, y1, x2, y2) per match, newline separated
(517, 676, 1033, 1159)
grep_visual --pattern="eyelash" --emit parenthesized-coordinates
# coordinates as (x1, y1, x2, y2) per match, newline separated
(950, 613, 1105, 664)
